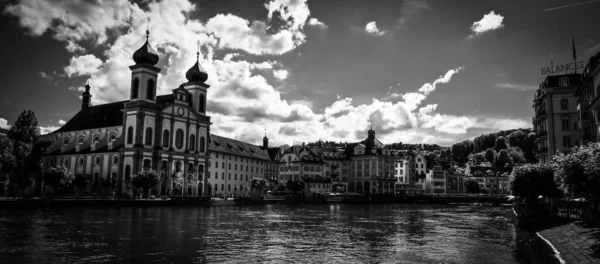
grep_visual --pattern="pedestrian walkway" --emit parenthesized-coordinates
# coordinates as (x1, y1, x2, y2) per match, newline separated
(540, 222, 600, 264)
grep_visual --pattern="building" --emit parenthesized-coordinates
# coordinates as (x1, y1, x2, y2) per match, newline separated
(576, 52, 600, 145)
(311, 144, 350, 193)
(465, 165, 512, 194)
(345, 127, 397, 194)
(207, 134, 271, 197)
(532, 73, 582, 163)
(445, 172, 465, 194)
(425, 165, 446, 194)
(278, 144, 326, 185)
(41, 30, 211, 197)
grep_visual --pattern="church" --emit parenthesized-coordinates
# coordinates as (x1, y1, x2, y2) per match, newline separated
(41, 30, 211, 197)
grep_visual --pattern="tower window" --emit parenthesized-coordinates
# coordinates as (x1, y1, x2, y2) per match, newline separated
(175, 129, 184, 149)
(559, 77, 570, 87)
(560, 99, 568, 110)
(199, 94, 206, 113)
(162, 130, 170, 147)
(132, 78, 139, 99)
(92, 136, 100, 144)
(112, 155, 119, 165)
(127, 126, 134, 144)
(145, 127, 153, 145)
(189, 134, 196, 151)
(94, 156, 101, 166)
(199, 136, 205, 153)
(125, 165, 131, 181)
(146, 79, 154, 100)
(109, 134, 116, 142)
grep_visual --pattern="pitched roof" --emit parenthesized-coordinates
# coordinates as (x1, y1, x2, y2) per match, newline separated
(542, 73, 582, 88)
(208, 134, 270, 160)
(53, 101, 127, 134)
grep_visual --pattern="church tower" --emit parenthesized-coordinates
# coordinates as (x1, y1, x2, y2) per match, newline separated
(183, 44, 210, 115)
(129, 29, 160, 103)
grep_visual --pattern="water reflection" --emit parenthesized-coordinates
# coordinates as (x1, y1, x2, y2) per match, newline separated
(0, 204, 521, 263)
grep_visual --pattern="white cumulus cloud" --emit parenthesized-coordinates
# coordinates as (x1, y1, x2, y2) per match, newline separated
(469, 11, 504, 38)
(273, 69, 289, 80)
(58, 119, 66, 125)
(64, 54, 103, 77)
(0, 118, 9, 129)
(308, 18, 327, 29)
(365, 21, 386, 36)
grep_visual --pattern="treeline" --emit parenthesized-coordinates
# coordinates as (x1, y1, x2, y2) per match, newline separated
(386, 143, 443, 151)
(451, 128, 537, 166)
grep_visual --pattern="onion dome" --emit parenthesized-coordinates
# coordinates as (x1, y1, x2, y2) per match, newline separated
(185, 51, 208, 82)
(132, 30, 159, 66)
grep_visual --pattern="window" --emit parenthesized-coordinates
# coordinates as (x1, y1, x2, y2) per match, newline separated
(132, 78, 139, 99)
(560, 99, 568, 110)
(125, 165, 131, 181)
(127, 126, 134, 144)
(94, 156, 101, 166)
(109, 134, 116, 142)
(561, 119, 570, 130)
(92, 136, 100, 144)
(143, 159, 152, 171)
(112, 155, 119, 165)
(77, 137, 84, 145)
(146, 79, 154, 100)
(559, 77, 570, 87)
(63, 138, 70, 146)
(63, 158, 69, 167)
(574, 122, 578, 130)
(199, 137, 205, 152)
(199, 94, 206, 113)
(78, 157, 84, 166)
(189, 134, 196, 151)
(175, 129, 184, 149)
(222, 173, 224, 180)
(93, 173, 99, 189)
(563, 136, 571, 148)
(162, 130, 170, 147)
(145, 127, 153, 145)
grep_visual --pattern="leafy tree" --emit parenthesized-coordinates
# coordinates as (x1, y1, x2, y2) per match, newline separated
(275, 183, 286, 192)
(0, 137, 16, 176)
(468, 152, 485, 164)
(485, 148, 497, 164)
(494, 149, 513, 167)
(286, 180, 304, 193)
(494, 136, 508, 151)
(10, 172, 32, 196)
(552, 143, 600, 208)
(436, 148, 453, 169)
(72, 174, 90, 194)
(509, 163, 559, 198)
(132, 171, 159, 199)
(45, 166, 74, 194)
(250, 178, 267, 193)
(507, 147, 526, 165)
(172, 173, 184, 195)
(451, 139, 474, 166)
(101, 174, 117, 194)
(465, 180, 480, 194)
(7, 110, 40, 171)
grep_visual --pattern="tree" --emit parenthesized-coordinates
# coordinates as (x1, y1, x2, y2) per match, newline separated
(286, 180, 304, 193)
(436, 148, 453, 169)
(451, 139, 474, 166)
(72, 174, 90, 195)
(171, 173, 184, 196)
(469, 152, 485, 164)
(494, 136, 508, 151)
(507, 147, 526, 165)
(494, 149, 513, 167)
(7, 110, 40, 171)
(552, 143, 600, 207)
(485, 148, 497, 164)
(250, 178, 267, 194)
(509, 163, 559, 199)
(45, 166, 74, 194)
(101, 174, 117, 196)
(132, 171, 159, 199)
(465, 180, 480, 194)
(0, 137, 16, 177)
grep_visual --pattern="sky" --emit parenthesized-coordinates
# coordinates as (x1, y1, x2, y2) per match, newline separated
(0, 0, 598, 147)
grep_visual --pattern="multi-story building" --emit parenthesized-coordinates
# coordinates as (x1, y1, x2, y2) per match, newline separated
(278, 144, 325, 185)
(445, 172, 465, 194)
(532, 73, 582, 163)
(465, 165, 512, 194)
(394, 152, 419, 193)
(40, 31, 211, 197)
(425, 165, 445, 194)
(577, 52, 600, 145)
(345, 128, 398, 194)
(207, 134, 270, 197)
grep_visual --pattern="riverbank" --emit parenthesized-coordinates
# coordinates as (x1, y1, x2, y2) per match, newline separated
(538, 222, 600, 263)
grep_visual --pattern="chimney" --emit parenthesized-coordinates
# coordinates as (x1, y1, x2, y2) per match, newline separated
(82, 84, 92, 109)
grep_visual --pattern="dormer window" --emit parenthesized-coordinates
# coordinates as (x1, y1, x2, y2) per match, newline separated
(93, 136, 100, 144)
(77, 137, 84, 145)
(63, 138, 70, 146)
(559, 77, 570, 87)
(109, 134, 116, 142)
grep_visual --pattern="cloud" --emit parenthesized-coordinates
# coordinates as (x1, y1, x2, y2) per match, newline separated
(397, 0, 429, 25)
(273, 69, 289, 80)
(469, 11, 504, 38)
(418, 66, 464, 95)
(39, 125, 59, 135)
(64, 54, 103, 77)
(38, 71, 52, 82)
(0, 118, 9, 129)
(365, 21, 386, 36)
(58, 119, 66, 125)
(495, 83, 537, 92)
(308, 18, 327, 29)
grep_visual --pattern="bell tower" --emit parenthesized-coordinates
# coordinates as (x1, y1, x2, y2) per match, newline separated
(129, 21, 160, 103)
(184, 41, 210, 115)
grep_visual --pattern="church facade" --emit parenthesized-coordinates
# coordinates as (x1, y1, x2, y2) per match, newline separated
(41, 31, 211, 196)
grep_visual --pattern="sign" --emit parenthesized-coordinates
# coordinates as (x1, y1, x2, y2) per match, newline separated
(541, 61, 584, 75)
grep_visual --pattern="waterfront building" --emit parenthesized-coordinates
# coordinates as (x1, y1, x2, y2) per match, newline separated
(445, 172, 465, 194)
(40, 31, 211, 197)
(425, 165, 446, 194)
(207, 134, 270, 197)
(532, 73, 582, 163)
(345, 128, 398, 194)
(310, 144, 350, 193)
(576, 52, 600, 145)
(394, 153, 419, 193)
(278, 144, 326, 185)
(465, 165, 512, 194)
(262, 135, 284, 183)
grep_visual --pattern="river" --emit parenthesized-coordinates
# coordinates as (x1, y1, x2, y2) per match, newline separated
(0, 204, 526, 263)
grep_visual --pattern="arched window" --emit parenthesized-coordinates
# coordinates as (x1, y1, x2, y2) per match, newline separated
(189, 134, 196, 151)
(77, 137, 84, 145)
(125, 165, 131, 181)
(109, 134, 116, 142)
(175, 129, 184, 149)
(146, 79, 154, 100)
(63, 138, 70, 146)
(199, 136, 205, 152)
(561, 99, 568, 110)
(127, 126, 134, 144)
(145, 127, 153, 145)
(112, 155, 119, 165)
(132, 78, 139, 99)
(94, 156, 101, 166)
(78, 157, 84, 166)
(199, 94, 205, 113)
(92, 136, 100, 144)
(143, 159, 152, 171)
(162, 130, 170, 147)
